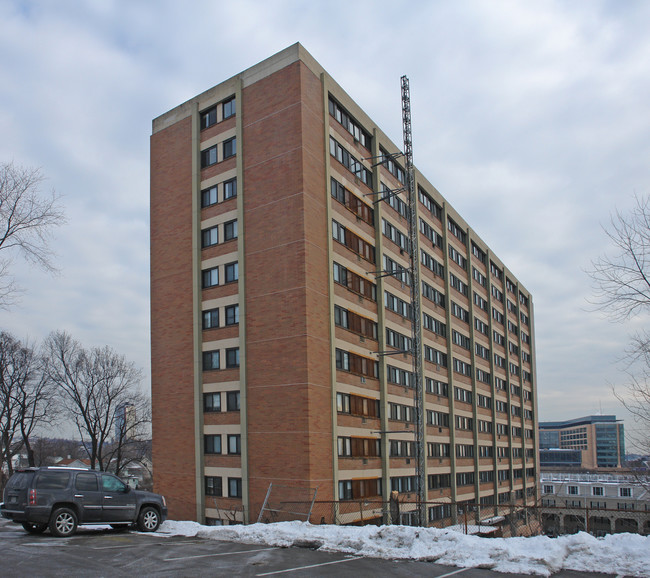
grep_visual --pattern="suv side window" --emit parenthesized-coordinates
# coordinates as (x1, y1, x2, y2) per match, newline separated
(75, 473, 98, 491)
(102, 475, 127, 493)
(35, 471, 71, 490)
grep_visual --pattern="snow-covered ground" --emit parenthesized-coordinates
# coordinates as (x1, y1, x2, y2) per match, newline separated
(158, 520, 649, 577)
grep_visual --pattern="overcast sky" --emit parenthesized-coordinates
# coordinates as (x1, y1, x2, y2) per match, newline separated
(1, 1, 649, 449)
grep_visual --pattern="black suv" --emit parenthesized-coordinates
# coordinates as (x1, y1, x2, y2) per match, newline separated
(1, 466, 168, 537)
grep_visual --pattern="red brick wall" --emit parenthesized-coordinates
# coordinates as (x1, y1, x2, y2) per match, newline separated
(150, 116, 198, 521)
(243, 61, 334, 517)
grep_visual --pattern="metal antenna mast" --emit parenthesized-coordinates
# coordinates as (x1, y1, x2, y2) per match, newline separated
(401, 75, 426, 525)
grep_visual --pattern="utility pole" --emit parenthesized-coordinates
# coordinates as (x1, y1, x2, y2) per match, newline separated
(401, 75, 426, 525)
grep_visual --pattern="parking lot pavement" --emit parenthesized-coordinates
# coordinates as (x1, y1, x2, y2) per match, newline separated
(0, 518, 628, 578)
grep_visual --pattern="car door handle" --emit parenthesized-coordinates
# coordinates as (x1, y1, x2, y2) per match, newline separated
(74, 495, 84, 498)
(104, 496, 113, 499)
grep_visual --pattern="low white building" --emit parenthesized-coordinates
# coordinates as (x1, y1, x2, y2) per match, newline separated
(540, 471, 650, 536)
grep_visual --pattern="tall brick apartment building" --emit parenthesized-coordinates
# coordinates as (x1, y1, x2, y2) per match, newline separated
(150, 43, 539, 525)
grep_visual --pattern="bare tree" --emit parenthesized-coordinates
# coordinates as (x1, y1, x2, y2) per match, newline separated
(0, 331, 55, 479)
(589, 193, 650, 454)
(0, 161, 65, 308)
(0, 333, 23, 478)
(43, 331, 149, 472)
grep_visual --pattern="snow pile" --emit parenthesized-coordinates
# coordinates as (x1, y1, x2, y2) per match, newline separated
(159, 520, 649, 576)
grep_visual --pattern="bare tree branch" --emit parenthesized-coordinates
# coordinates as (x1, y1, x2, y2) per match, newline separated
(0, 161, 65, 309)
(589, 193, 650, 455)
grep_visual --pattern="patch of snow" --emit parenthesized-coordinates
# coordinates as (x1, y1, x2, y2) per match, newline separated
(158, 520, 650, 577)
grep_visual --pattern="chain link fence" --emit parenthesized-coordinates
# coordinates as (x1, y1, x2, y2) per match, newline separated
(253, 495, 650, 538)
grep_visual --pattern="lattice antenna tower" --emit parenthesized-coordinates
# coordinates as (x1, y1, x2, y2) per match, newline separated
(401, 75, 426, 526)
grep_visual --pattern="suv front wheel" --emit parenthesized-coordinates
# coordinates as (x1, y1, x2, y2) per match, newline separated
(137, 506, 160, 532)
(49, 507, 78, 537)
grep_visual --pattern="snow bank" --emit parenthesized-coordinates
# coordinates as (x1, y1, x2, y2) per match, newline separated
(159, 520, 650, 576)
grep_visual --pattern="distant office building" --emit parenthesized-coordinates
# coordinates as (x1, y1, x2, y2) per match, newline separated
(115, 402, 136, 441)
(539, 416, 624, 469)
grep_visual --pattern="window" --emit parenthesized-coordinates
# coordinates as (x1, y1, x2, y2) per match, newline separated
(419, 218, 442, 248)
(592, 486, 604, 496)
(424, 345, 447, 367)
(201, 146, 218, 168)
(424, 377, 449, 397)
(328, 97, 372, 149)
(454, 387, 472, 404)
(336, 392, 350, 413)
(448, 245, 467, 270)
(202, 226, 219, 248)
(35, 471, 71, 490)
(223, 137, 236, 159)
(450, 273, 468, 296)
(620, 487, 632, 498)
(204, 434, 221, 454)
(428, 442, 450, 458)
(227, 434, 241, 455)
(419, 186, 442, 221)
(427, 410, 449, 428)
(331, 177, 374, 225)
(226, 391, 240, 411)
(428, 474, 451, 490)
(75, 473, 98, 492)
(223, 177, 237, 200)
(447, 217, 466, 243)
(203, 308, 219, 330)
(423, 313, 446, 337)
(451, 302, 469, 323)
(329, 136, 373, 186)
(387, 365, 413, 388)
(339, 480, 353, 500)
(332, 219, 375, 262)
(421, 249, 445, 277)
(102, 474, 127, 493)
(203, 392, 221, 412)
(335, 348, 378, 378)
(202, 267, 219, 288)
(453, 357, 471, 377)
(202, 350, 220, 370)
(225, 262, 238, 283)
(333, 262, 377, 302)
(456, 444, 474, 458)
(228, 477, 242, 498)
(224, 219, 238, 241)
(225, 304, 239, 325)
(422, 281, 445, 308)
(200, 106, 217, 130)
(226, 348, 240, 368)
(223, 97, 235, 119)
(201, 185, 218, 208)
(391, 476, 417, 493)
(205, 476, 222, 496)
(456, 472, 475, 486)
(380, 147, 406, 183)
(338, 437, 352, 457)
(568, 486, 579, 495)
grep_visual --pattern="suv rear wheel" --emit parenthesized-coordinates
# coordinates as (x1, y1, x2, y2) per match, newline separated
(22, 522, 47, 534)
(49, 507, 78, 537)
(137, 506, 160, 532)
